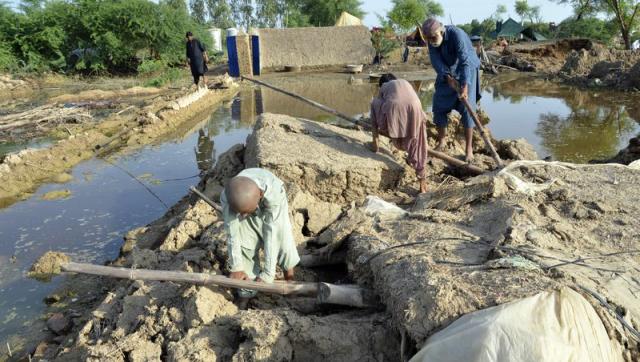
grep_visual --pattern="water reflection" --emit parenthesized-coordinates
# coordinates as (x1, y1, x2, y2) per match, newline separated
(482, 76, 640, 162)
(0, 94, 255, 350)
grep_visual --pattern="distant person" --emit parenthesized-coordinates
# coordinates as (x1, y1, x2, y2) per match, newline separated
(370, 73, 429, 193)
(185, 31, 209, 89)
(422, 18, 481, 162)
(220, 168, 300, 309)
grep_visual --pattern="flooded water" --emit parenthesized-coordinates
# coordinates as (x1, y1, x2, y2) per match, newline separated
(1, 72, 640, 354)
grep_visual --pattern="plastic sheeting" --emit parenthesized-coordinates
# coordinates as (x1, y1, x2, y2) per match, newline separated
(410, 287, 622, 362)
(335, 12, 363, 27)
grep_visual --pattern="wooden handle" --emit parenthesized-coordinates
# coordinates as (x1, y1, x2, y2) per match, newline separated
(190, 186, 223, 213)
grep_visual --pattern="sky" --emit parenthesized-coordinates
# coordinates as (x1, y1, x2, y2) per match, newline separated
(361, 0, 575, 27)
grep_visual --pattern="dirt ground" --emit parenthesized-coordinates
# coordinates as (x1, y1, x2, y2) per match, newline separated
(0, 78, 239, 208)
(22, 110, 640, 362)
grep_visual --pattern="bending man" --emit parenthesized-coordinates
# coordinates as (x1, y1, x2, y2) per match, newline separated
(371, 74, 429, 193)
(422, 18, 481, 161)
(220, 168, 300, 309)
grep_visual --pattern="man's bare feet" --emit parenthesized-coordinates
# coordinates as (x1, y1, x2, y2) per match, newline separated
(284, 268, 295, 282)
(419, 179, 428, 193)
(434, 143, 444, 152)
(465, 152, 474, 163)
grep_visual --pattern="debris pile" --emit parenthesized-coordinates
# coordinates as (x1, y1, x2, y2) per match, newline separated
(559, 44, 640, 90)
(28, 113, 640, 361)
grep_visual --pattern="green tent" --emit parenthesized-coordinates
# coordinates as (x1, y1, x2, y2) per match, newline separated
(521, 27, 547, 41)
(490, 18, 523, 39)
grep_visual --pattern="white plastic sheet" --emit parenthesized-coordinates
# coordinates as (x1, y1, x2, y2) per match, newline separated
(410, 287, 622, 362)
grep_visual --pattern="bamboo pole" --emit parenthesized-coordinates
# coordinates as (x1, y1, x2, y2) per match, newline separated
(447, 75, 503, 166)
(189, 186, 223, 213)
(241, 76, 485, 175)
(59, 261, 374, 307)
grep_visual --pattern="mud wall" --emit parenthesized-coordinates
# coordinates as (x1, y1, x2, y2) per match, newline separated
(258, 26, 375, 70)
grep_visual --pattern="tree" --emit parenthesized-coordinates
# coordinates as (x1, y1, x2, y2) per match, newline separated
(190, 0, 207, 23)
(514, 0, 541, 23)
(386, 0, 443, 33)
(230, 0, 253, 30)
(255, 0, 280, 27)
(206, 0, 235, 28)
(600, 0, 639, 49)
(556, 16, 617, 43)
(494, 4, 508, 20)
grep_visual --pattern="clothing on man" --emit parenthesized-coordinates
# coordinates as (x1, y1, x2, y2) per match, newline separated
(422, 18, 481, 161)
(185, 31, 208, 88)
(220, 168, 300, 304)
(370, 74, 429, 193)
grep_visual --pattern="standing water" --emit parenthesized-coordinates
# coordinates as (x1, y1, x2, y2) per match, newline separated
(1, 72, 639, 356)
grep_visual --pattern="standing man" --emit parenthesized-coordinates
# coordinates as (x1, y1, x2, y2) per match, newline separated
(185, 31, 208, 89)
(422, 18, 481, 162)
(220, 168, 300, 309)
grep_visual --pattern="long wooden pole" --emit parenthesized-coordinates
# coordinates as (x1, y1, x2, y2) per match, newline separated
(60, 262, 373, 307)
(447, 75, 503, 166)
(190, 186, 223, 213)
(241, 76, 484, 175)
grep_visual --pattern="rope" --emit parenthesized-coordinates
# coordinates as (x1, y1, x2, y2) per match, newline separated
(157, 173, 201, 182)
(99, 157, 169, 209)
(360, 237, 477, 264)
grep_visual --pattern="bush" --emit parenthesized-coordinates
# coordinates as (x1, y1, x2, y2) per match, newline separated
(556, 17, 617, 45)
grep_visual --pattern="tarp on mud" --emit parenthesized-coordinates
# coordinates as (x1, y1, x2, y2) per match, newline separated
(335, 11, 363, 26)
(410, 287, 622, 362)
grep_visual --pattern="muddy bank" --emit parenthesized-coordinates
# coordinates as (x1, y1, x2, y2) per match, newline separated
(0, 81, 239, 208)
(600, 135, 640, 165)
(557, 43, 640, 90)
(21, 109, 562, 361)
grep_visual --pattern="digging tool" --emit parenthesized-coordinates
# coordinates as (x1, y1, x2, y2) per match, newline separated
(241, 76, 484, 176)
(29, 252, 375, 308)
(446, 75, 503, 167)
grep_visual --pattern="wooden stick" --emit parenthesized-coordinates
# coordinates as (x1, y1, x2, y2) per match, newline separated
(242, 76, 485, 175)
(447, 75, 503, 166)
(62, 261, 316, 296)
(59, 261, 375, 307)
(190, 186, 223, 213)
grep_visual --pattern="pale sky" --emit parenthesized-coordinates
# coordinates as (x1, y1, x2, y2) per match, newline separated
(361, 0, 575, 27)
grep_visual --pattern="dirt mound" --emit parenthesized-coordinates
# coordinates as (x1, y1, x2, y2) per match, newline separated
(35, 112, 640, 361)
(50, 86, 164, 103)
(559, 45, 640, 90)
(601, 135, 640, 165)
(28, 251, 70, 282)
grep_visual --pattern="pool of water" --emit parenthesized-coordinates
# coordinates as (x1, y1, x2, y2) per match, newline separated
(1, 72, 640, 354)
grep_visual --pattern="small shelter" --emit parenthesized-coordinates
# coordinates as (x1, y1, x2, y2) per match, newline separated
(335, 12, 363, 26)
(521, 27, 547, 41)
(491, 18, 523, 40)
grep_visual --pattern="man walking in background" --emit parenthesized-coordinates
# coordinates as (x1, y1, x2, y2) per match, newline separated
(186, 31, 209, 89)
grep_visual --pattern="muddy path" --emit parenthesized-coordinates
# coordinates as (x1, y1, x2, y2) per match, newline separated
(0, 79, 240, 208)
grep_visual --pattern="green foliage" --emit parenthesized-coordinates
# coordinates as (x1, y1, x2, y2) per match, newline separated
(556, 16, 618, 43)
(458, 18, 496, 42)
(138, 59, 185, 87)
(386, 0, 443, 33)
(371, 28, 400, 58)
(0, 0, 210, 74)
(190, 0, 207, 24)
(515, 0, 542, 23)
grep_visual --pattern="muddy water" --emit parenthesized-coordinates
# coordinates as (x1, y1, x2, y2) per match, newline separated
(259, 72, 640, 163)
(2, 72, 640, 354)
(0, 97, 251, 352)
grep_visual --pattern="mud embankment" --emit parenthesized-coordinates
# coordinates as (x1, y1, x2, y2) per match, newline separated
(0, 82, 239, 208)
(26, 110, 640, 361)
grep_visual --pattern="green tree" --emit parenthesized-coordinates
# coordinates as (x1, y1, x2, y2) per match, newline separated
(514, 0, 541, 23)
(230, 0, 253, 30)
(556, 16, 617, 43)
(599, 0, 639, 49)
(386, 0, 443, 33)
(494, 4, 508, 20)
(554, 0, 602, 20)
(255, 0, 279, 27)
(190, 0, 207, 23)
(206, 0, 235, 28)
